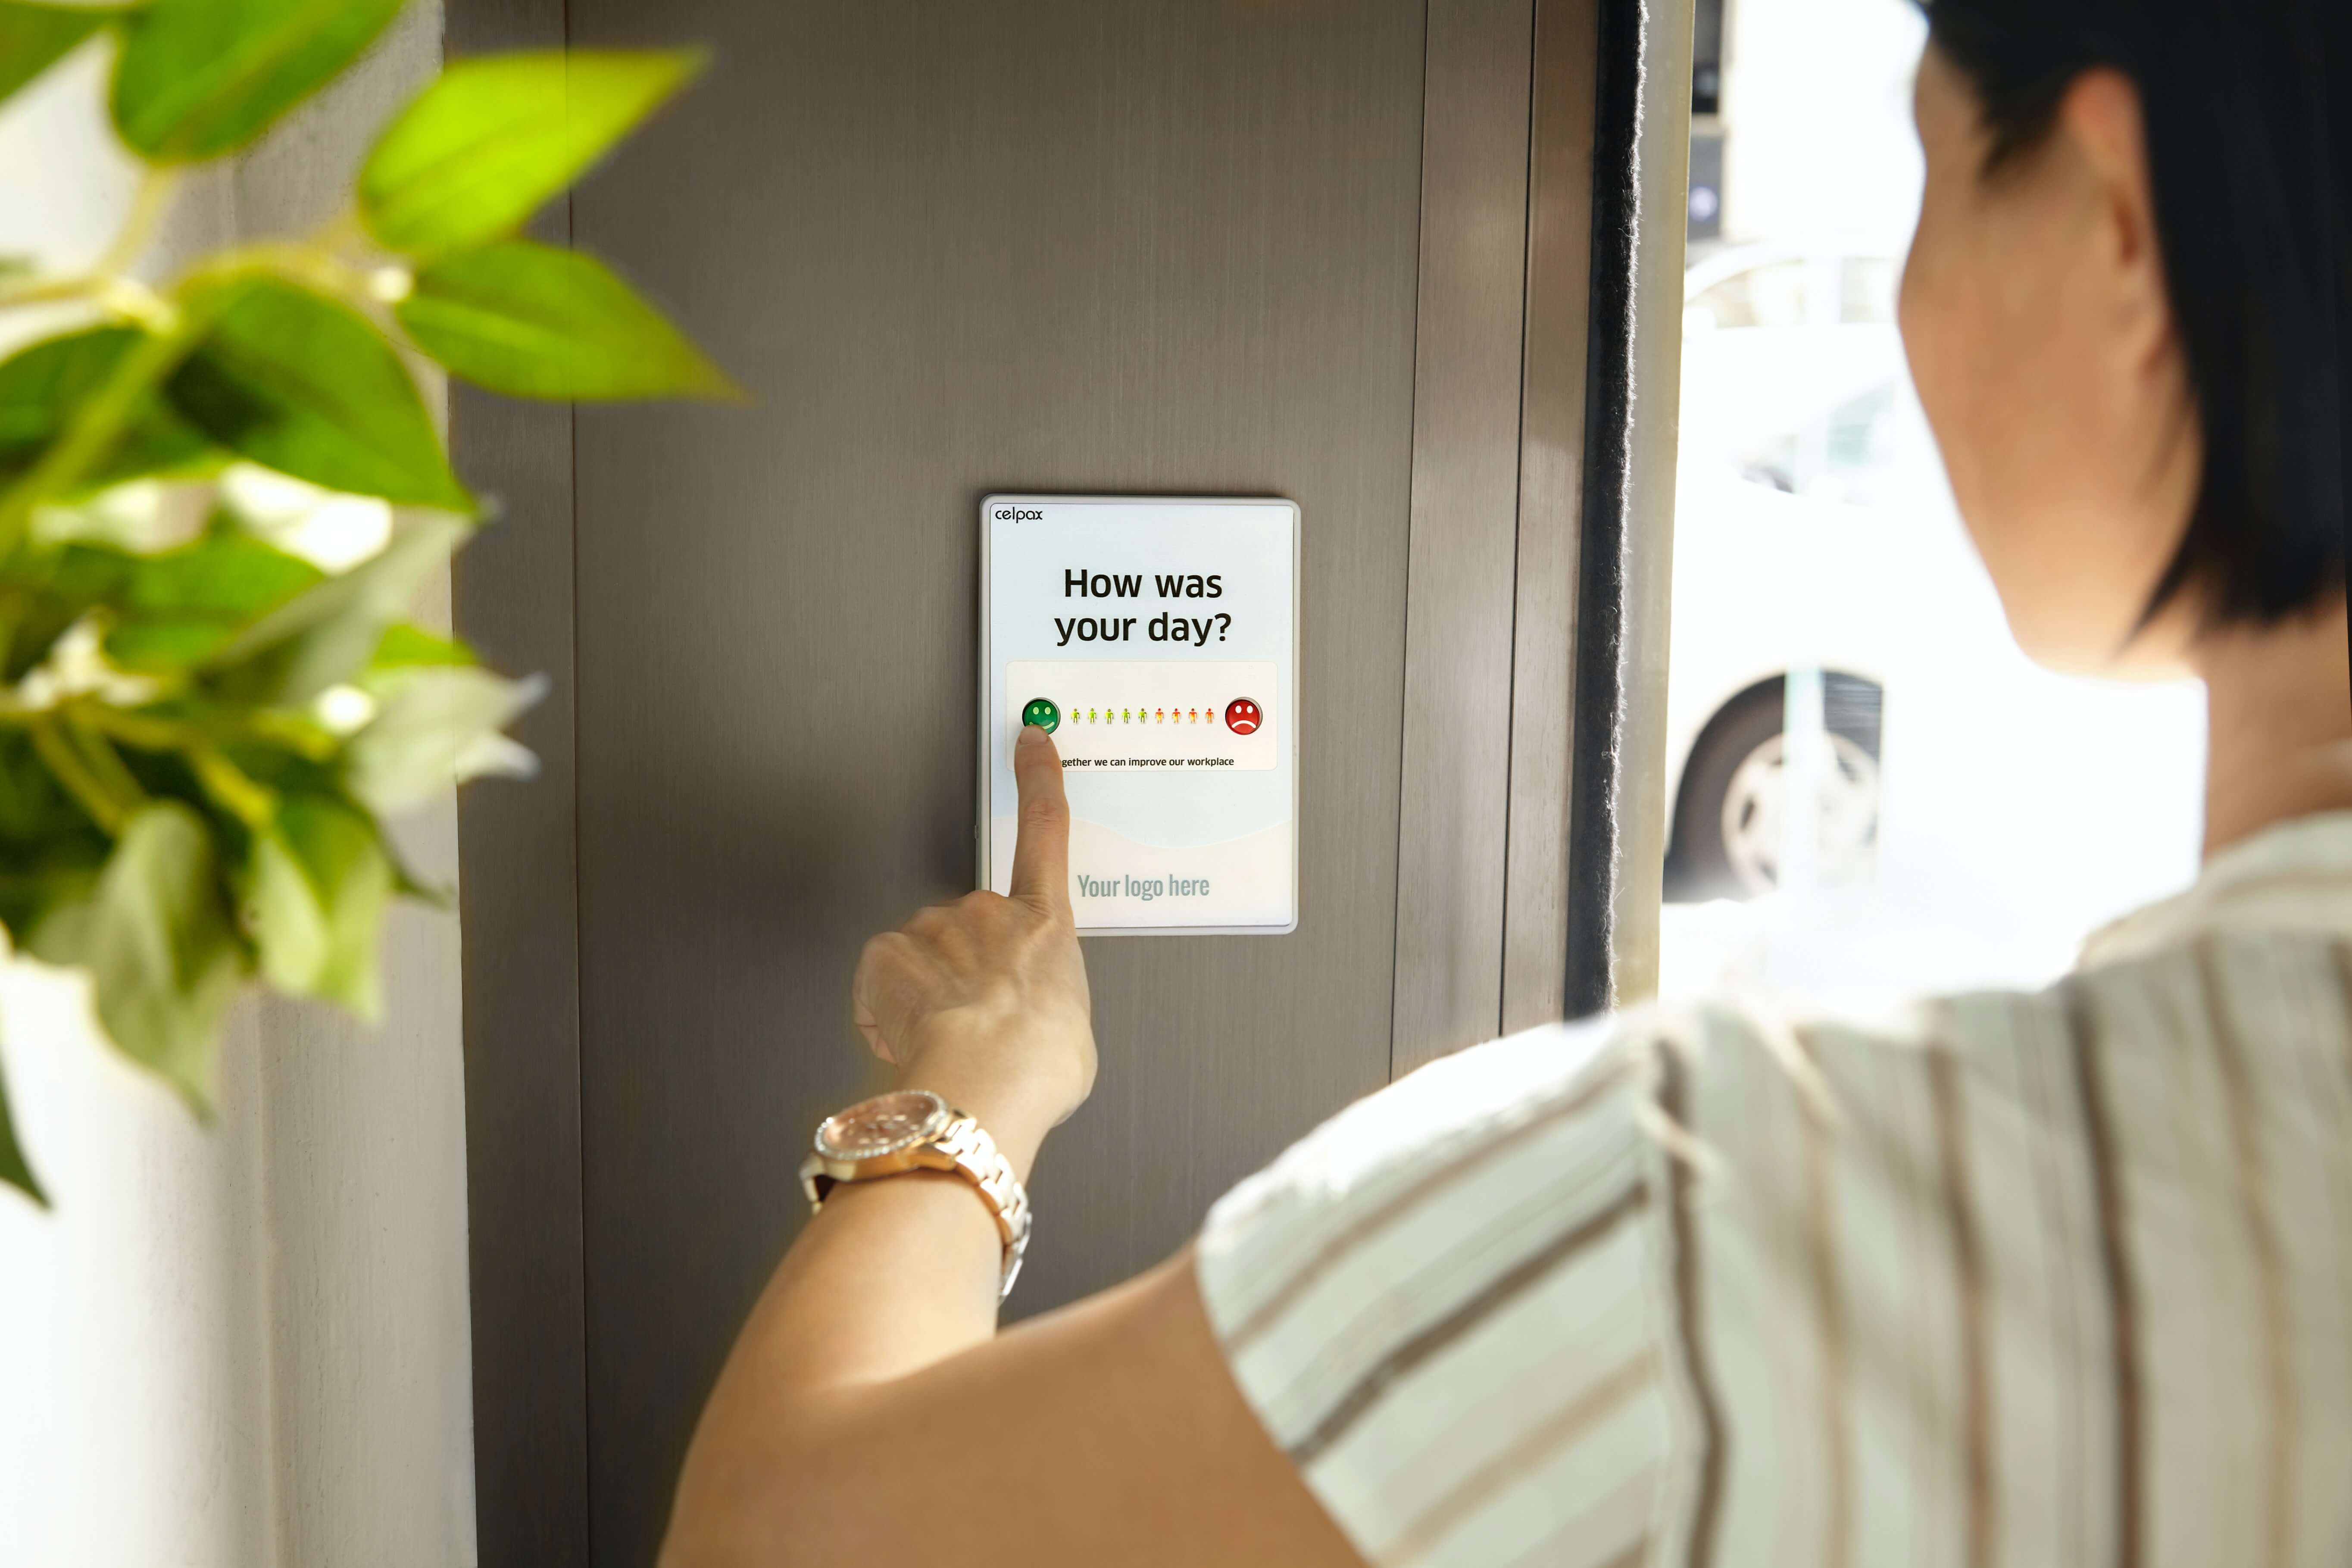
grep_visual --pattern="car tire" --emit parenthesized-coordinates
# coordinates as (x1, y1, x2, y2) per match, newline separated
(1664, 673, 1884, 903)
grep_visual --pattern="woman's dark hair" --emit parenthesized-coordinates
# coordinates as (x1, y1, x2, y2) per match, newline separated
(1916, 0, 2348, 630)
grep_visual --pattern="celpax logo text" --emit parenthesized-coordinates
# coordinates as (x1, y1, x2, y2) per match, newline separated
(994, 505, 1046, 522)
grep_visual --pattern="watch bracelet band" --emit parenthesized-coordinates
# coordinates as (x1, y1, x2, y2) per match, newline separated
(806, 1109, 1031, 1301)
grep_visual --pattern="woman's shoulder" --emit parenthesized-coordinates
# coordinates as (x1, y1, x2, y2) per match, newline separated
(1193, 934, 2352, 1568)
(1203, 916, 2352, 1328)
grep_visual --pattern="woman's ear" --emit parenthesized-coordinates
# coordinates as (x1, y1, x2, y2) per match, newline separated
(2054, 67, 2173, 367)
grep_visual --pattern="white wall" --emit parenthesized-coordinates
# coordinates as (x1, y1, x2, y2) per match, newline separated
(0, 7, 477, 1565)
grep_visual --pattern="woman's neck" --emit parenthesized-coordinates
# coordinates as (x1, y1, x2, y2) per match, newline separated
(2194, 596, 2352, 858)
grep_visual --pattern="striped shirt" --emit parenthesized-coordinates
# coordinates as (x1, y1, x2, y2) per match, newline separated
(1196, 810, 2352, 1568)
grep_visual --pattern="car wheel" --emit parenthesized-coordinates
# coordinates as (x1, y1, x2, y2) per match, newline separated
(1665, 674, 1883, 903)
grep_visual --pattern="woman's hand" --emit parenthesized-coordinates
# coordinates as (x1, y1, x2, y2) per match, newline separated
(850, 723, 1095, 1170)
(672, 725, 1358, 1568)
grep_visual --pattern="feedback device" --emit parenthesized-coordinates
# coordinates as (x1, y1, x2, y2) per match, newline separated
(981, 495, 1299, 934)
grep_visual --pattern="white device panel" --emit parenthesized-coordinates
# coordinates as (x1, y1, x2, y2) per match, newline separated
(982, 496, 1299, 934)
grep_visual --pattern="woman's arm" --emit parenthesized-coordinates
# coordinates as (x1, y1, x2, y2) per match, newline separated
(660, 725, 1363, 1568)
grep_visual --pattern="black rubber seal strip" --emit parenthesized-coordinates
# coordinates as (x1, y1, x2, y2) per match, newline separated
(1564, 0, 1646, 1018)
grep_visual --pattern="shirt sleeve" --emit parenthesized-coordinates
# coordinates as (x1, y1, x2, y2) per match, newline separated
(1193, 1016, 1685, 1568)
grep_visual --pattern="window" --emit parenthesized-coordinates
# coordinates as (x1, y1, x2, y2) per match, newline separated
(1692, 0, 1725, 117)
(1659, 0, 2205, 1005)
(1840, 256, 1897, 324)
(1685, 257, 1810, 331)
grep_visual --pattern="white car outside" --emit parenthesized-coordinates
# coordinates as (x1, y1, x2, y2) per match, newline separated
(1658, 238, 2205, 1004)
(1663, 238, 1924, 900)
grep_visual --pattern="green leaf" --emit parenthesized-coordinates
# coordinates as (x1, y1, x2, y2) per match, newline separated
(0, 865, 100, 954)
(0, 543, 147, 684)
(209, 731, 340, 796)
(370, 621, 475, 670)
(0, 1042, 45, 1207)
(0, 328, 216, 495)
(243, 794, 390, 1020)
(109, 0, 402, 163)
(0, 730, 109, 937)
(103, 525, 325, 670)
(120, 530, 315, 614)
(104, 620, 237, 671)
(0, 1, 116, 108)
(398, 240, 736, 401)
(203, 511, 469, 703)
(358, 49, 704, 259)
(29, 802, 244, 1112)
(166, 280, 472, 510)
(343, 664, 541, 813)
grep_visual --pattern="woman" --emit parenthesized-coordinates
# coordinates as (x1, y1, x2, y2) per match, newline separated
(665, 2, 2351, 1564)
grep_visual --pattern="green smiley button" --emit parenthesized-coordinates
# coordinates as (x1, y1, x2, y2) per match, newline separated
(1021, 697, 1060, 733)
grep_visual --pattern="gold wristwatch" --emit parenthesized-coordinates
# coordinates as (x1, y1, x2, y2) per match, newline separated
(799, 1088, 1032, 1300)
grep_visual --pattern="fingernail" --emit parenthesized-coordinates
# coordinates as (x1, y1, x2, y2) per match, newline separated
(1018, 723, 1046, 747)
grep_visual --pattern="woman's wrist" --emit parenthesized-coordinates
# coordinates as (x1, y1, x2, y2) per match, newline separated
(888, 1032, 1077, 1181)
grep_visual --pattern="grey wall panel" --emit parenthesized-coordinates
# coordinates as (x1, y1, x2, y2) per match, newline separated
(1390, 0, 1537, 1074)
(444, 0, 590, 1560)
(558, 2, 1428, 1560)
(450, 392, 588, 1566)
(1502, 0, 1602, 1033)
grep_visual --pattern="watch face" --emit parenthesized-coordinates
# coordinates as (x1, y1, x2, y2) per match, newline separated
(815, 1090, 948, 1159)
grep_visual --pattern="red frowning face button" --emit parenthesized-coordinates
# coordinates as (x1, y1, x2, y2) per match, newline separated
(1224, 698, 1263, 735)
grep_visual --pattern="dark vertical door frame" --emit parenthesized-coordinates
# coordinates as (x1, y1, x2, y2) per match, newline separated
(1568, 0, 1692, 1014)
(1388, 0, 1543, 1076)
(1393, 0, 1687, 1059)
(447, 0, 590, 1562)
(1560, 0, 1643, 1018)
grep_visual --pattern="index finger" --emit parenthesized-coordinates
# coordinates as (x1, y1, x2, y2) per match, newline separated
(1008, 722, 1073, 917)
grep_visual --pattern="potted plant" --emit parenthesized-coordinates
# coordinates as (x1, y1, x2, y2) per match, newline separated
(0, 0, 731, 1200)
